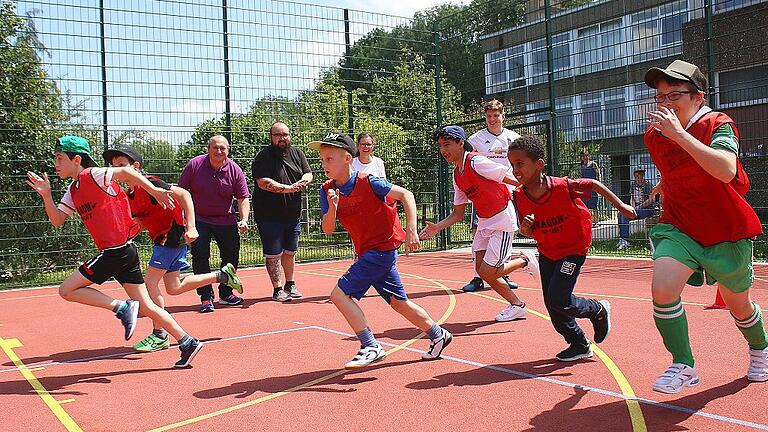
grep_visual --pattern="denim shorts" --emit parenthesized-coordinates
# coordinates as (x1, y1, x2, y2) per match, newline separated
(256, 220, 301, 256)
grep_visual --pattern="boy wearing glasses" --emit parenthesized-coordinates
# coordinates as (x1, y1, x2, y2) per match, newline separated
(643, 60, 766, 393)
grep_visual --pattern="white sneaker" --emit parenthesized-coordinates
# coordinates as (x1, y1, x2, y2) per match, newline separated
(748, 347, 768, 382)
(652, 363, 700, 394)
(617, 239, 629, 250)
(520, 249, 539, 283)
(344, 344, 386, 369)
(422, 330, 453, 360)
(495, 303, 528, 322)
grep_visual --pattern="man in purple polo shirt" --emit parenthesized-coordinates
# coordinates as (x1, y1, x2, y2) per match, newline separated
(178, 135, 251, 313)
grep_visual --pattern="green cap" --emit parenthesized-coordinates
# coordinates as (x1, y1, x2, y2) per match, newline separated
(55, 136, 98, 167)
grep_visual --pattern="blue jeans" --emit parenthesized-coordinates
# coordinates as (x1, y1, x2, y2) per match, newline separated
(618, 207, 656, 240)
(190, 221, 240, 301)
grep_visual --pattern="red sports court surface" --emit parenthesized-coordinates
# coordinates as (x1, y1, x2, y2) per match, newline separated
(1, 249, 767, 432)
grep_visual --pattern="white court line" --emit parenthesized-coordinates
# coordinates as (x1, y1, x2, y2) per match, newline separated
(0, 326, 313, 374)
(309, 324, 768, 432)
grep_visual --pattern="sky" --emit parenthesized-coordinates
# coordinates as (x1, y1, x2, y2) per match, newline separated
(18, 0, 469, 145)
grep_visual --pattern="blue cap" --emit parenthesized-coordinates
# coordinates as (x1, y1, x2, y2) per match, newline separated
(440, 125, 467, 141)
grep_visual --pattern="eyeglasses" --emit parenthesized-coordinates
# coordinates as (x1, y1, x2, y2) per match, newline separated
(653, 91, 696, 103)
(270, 132, 290, 138)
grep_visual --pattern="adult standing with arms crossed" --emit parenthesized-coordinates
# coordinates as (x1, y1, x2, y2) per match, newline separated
(251, 122, 313, 302)
(178, 135, 250, 313)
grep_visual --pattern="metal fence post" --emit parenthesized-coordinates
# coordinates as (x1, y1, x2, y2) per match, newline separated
(544, 0, 558, 176)
(433, 20, 447, 250)
(704, 0, 717, 110)
(222, 0, 232, 143)
(344, 9, 354, 135)
(99, 0, 108, 148)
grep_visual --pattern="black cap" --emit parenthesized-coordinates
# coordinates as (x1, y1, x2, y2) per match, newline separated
(102, 147, 143, 166)
(307, 133, 357, 157)
(645, 59, 707, 91)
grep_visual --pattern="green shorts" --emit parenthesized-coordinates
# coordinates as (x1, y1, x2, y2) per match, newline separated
(650, 223, 754, 293)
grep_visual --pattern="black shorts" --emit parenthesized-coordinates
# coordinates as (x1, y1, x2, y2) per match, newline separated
(79, 242, 144, 285)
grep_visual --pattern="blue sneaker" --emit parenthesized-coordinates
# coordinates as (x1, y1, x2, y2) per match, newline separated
(462, 277, 484, 292)
(503, 276, 518, 290)
(199, 299, 214, 313)
(116, 299, 139, 340)
(219, 294, 243, 306)
(174, 338, 203, 368)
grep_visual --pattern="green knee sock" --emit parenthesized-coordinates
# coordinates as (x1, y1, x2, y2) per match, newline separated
(653, 299, 694, 367)
(734, 302, 768, 350)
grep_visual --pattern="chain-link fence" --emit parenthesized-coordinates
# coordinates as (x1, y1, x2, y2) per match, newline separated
(438, 0, 767, 258)
(3, 0, 767, 288)
(2, 0, 446, 288)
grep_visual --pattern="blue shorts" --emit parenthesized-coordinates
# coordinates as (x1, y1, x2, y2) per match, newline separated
(338, 249, 408, 303)
(256, 220, 301, 256)
(148, 244, 190, 272)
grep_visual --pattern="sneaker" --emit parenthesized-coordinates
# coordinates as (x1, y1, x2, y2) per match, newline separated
(748, 347, 768, 382)
(272, 288, 292, 302)
(503, 276, 518, 290)
(116, 300, 139, 340)
(590, 300, 611, 344)
(520, 249, 540, 283)
(422, 330, 453, 360)
(174, 338, 203, 368)
(556, 342, 593, 362)
(219, 294, 243, 306)
(221, 263, 243, 294)
(495, 303, 528, 322)
(653, 363, 700, 393)
(134, 333, 170, 352)
(199, 299, 215, 313)
(284, 282, 303, 298)
(344, 344, 386, 369)
(617, 239, 630, 250)
(462, 277, 484, 292)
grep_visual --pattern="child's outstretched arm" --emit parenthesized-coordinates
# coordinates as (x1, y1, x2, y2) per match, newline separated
(418, 203, 467, 241)
(112, 167, 175, 209)
(26, 171, 69, 227)
(387, 185, 419, 255)
(501, 172, 521, 187)
(591, 180, 637, 219)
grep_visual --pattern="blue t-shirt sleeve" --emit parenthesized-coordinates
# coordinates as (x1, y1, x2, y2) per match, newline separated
(368, 176, 393, 201)
(319, 184, 329, 215)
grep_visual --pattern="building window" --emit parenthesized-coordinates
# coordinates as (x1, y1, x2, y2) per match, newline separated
(556, 96, 576, 142)
(718, 64, 768, 107)
(577, 19, 623, 75)
(714, 0, 760, 13)
(529, 32, 572, 85)
(630, 1, 686, 63)
(631, 84, 656, 134)
(484, 45, 525, 93)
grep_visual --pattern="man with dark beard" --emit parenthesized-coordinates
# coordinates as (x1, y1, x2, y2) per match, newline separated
(251, 122, 313, 302)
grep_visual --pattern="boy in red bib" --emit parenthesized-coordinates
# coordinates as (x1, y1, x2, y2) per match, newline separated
(311, 133, 452, 369)
(27, 136, 203, 367)
(643, 60, 766, 393)
(420, 126, 537, 323)
(105, 148, 242, 353)
(509, 135, 635, 361)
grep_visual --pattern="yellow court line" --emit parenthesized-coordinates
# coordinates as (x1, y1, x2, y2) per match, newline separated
(58, 399, 76, 404)
(470, 291, 647, 432)
(148, 273, 457, 432)
(0, 337, 83, 432)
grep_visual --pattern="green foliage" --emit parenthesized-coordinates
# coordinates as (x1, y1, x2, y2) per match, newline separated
(0, 0, 93, 283)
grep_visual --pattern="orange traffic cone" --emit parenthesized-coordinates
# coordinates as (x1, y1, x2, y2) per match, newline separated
(705, 287, 727, 310)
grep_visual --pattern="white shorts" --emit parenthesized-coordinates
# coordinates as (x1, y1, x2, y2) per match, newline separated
(472, 229, 515, 268)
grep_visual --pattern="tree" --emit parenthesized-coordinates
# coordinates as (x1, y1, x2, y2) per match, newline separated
(0, 0, 84, 284)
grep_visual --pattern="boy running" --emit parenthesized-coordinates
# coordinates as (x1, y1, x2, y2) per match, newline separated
(311, 133, 452, 369)
(104, 148, 242, 353)
(26, 136, 203, 367)
(509, 135, 636, 361)
(419, 126, 537, 322)
(643, 60, 766, 393)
